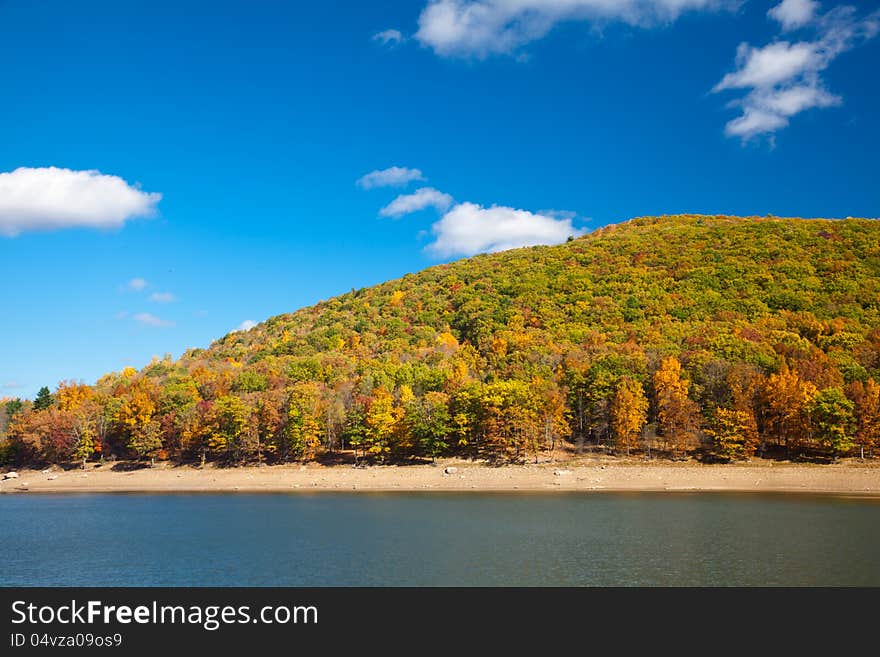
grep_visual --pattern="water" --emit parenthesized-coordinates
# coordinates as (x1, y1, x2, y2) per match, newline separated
(1, 492, 878, 586)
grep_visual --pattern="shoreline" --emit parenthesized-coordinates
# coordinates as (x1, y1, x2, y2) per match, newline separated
(2, 457, 880, 497)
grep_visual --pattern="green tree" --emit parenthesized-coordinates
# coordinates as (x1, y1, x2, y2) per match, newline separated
(406, 391, 452, 462)
(809, 387, 855, 459)
(5, 398, 24, 419)
(33, 386, 54, 411)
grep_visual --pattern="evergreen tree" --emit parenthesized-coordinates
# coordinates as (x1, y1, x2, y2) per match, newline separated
(33, 386, 54, 411)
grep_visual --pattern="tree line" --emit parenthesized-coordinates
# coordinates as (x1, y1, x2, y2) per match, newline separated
(1, 352, 877, 468)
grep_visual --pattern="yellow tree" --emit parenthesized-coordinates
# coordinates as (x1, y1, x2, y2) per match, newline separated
(725, 364, 762, 457)
(609, 377, 648, 455)
(284, 383, 322, 461)
(364, 386, 401, 462)
(114, 377, 160, 461)
(56, 381, 100, 467)
(653, 357, 701, 458)
(763, 362, 817, 458)
(705, 408, 756, 461)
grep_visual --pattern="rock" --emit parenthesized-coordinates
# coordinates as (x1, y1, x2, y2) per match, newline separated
(3, 471, 19, 480)
(47, 475, 58, 481)
(444, 466, 458, 475)
(553, 469, 573, 476)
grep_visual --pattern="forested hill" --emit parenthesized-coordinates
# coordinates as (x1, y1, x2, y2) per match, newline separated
(4, 214, 880, 466)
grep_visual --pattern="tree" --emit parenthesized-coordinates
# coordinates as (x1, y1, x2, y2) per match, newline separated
(364, 386, 400, 462)
(725, 363, 762, 458)
(538, 378, 570, 461)
(254, 393, 282, 463)
(283, 384, 322, 461)
(763, 363, 817, 458)
(609, 377, 648, 455)
(5, 398, 25, 420)
(212, 395, 251, 462)
(847, 378, 880, 459)
(33, 386, 54, 411)
(406, 391, 452, 462)
(705, 408, 756, 461)
(128, 418, 163, 465)
(112, 377, 159, 459)
(809, 387, 854, 460)
(653, 357, 701, 458)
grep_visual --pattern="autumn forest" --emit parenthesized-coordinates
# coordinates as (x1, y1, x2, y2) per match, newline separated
(2, 214, 880, 468)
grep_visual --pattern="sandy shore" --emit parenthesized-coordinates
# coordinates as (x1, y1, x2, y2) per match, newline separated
(2, 456, 880, 496)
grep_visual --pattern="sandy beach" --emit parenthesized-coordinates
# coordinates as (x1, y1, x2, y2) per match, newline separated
(2, 456, 880, 496)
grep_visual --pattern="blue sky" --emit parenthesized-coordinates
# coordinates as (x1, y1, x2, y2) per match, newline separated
(1, 0, 878, 399)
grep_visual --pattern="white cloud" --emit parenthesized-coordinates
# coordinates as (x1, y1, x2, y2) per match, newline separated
(0, 167, 161, 237)
(356, 166, 425, 189)
(427, 201, 583, 257)
(713, 5, 879, 140)
(233, 320, 258, 332)
(769, 0, 820, 31)
(133, 313, 174, 328)
(379, 187, 454, 218)
(373, 29, 405, 46)
(1, 381, 25, 390)
(127, 277, 148, 291)
(149, 292, 175, 303)
(713, 41, 821, 91)
(415, 0, 729, 58)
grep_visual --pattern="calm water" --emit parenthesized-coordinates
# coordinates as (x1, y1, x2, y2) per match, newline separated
(1, 492, 878, 586)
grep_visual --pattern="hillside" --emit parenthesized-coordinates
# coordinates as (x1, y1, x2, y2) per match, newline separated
(4, 214, 880, 465)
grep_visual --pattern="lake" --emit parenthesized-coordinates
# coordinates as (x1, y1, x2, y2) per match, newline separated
(1, 492, 878, 586)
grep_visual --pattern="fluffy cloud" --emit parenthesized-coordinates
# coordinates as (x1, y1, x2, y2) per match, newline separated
(427, 202, 583, 257)
(714, 41, 822, 91)
(1, 381, 24, 391)
(769, 0, 820, 31)
(0, 167, 161, 237)
(133, 313, 174, 328)
(379, 187, 453, 218)
(127, 278, 149, 291)
(713, 5, 879, 140)
(356, 166, 425, 189)
(373, 29, 405, 46)
(414, 0, 727, 58)
(234, 320, 258, 332)
(149, 292, 175, 303)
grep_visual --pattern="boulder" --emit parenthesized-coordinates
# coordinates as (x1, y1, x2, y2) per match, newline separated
(444, 466, 458, 475)
(553, 469, 573, 476)
(47, 475, 58, 481)
(2, 471, 19, 480)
